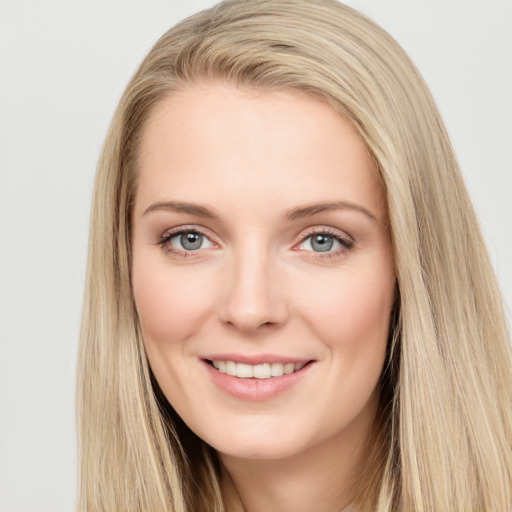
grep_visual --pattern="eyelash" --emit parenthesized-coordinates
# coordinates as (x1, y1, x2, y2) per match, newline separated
(157, 227, 354, 259)
(157, 227, 214, 257)
(298, 228, 354, 260)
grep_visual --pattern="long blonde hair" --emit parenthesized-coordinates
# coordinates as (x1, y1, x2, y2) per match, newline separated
(77, 1, 512, 510)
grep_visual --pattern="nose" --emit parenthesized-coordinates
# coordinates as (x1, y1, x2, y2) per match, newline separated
(218, 248, 288, 334)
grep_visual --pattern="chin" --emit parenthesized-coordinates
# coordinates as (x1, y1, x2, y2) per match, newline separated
(213, 435, 305, 461)
(192, 415, 324, 462)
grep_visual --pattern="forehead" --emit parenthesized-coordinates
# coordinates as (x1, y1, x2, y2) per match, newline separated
(135, 83, 386, 222)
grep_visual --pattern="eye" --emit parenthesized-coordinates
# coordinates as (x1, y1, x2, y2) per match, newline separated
(171, 231, 212, 251)
(158, 228, 215, 254)
(297, 230, 353, 255)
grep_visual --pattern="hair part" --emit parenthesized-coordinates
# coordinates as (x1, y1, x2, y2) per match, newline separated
(77, 1, 512, 510)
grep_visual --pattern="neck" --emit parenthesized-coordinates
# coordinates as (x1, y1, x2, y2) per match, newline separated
(219, 403, 381, 512)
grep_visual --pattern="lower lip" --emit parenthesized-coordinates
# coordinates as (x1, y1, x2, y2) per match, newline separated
(202, 360, 314, 401)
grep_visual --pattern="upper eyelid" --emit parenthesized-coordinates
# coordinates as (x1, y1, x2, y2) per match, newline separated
(160, 225, 215, 241)
(296, 232, 353, 251)
(297, 225, 353, 243)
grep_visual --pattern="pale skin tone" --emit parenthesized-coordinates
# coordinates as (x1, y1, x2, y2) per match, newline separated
(132, 83, 396, 512)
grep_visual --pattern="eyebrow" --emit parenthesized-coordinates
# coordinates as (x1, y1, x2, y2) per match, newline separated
(142, 200, 218, 219)
(142, 199, 376, 221)
(284, 201, 376, 221)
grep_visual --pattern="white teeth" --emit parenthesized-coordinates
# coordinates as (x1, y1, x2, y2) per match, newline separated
(226, 360, 237, 375)
(270, 362, 284, 377)
(236, 363, 253, 378)
(211, 360, 308, 379)
(284, 362, 295, 374)
(253, 363, 271, 379)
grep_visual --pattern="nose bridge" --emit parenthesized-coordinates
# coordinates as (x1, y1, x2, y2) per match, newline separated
(220, 239, 286, 332)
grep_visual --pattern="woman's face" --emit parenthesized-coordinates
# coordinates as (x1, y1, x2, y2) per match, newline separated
(132, 84, 395, 461)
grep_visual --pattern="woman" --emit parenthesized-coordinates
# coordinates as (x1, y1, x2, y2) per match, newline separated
(77, 0, 512, 510)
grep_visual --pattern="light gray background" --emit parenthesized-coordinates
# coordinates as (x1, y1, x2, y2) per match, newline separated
(0, 1, 510, 511)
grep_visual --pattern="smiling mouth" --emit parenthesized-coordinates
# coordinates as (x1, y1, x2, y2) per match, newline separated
(206, 360, 309, 379)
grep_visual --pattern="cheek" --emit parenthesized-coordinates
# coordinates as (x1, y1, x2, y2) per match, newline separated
(291, 263, 395, 397)
(132, 257, 214, 344)
(296, 268, 394, 422)
(296, 268, 394, 342)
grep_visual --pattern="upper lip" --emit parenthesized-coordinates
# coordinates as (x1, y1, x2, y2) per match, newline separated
(202, 353, 313, 365)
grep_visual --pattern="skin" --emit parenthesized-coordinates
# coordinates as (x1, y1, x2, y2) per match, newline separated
(132, 83, 396, 512)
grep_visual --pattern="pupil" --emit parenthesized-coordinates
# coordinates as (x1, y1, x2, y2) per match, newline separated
(312, 234, 333, 252)
(181, 232, 202, 250)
